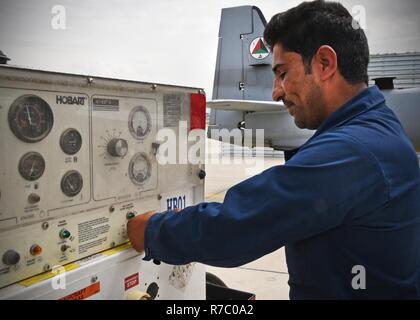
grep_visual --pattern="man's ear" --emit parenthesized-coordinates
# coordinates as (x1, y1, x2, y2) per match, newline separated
(313, 45, 338, 81)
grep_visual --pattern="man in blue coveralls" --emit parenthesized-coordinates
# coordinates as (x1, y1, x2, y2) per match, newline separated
(128, 0, 420, 299)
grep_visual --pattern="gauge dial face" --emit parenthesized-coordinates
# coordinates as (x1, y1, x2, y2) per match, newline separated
(60, 128, 82, 155)
(61, 170, 83, 197)
(128, 106, 151, 139)
(8, 95, 54, 143)
(18, 152, 46, 181)
(129, 153, 152, 185)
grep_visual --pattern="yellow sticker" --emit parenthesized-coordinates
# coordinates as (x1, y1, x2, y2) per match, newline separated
(101, 242, 132, 256)
(18, 262, 80, 287)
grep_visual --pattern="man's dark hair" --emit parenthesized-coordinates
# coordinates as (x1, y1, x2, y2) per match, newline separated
(264, 0, 369, 84)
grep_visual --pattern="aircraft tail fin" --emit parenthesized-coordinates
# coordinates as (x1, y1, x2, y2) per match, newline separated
(208, 6, 274, 142)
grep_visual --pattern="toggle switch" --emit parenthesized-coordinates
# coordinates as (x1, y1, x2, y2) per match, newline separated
(61, 244, 70, 252)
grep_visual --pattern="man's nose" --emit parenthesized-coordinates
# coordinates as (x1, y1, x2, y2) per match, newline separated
(272, 78, 284, 102)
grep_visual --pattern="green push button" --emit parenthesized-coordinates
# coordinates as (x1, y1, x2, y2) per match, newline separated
(126, 212, 136, 219)
(59, 229, 71, 239)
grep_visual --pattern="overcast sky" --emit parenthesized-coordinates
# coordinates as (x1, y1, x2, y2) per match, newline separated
(1, 0, 419, 98)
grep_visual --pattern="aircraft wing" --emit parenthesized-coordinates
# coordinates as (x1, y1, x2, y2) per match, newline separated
(207, 99, 287, 113)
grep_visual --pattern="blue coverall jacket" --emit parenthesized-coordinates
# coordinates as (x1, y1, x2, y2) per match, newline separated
(144, 86, 420, 299)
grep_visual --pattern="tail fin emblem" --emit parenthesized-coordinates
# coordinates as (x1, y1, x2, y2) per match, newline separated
(250, 37, 270, 60)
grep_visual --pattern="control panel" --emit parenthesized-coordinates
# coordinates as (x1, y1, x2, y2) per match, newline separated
(0, 66, 206, 288)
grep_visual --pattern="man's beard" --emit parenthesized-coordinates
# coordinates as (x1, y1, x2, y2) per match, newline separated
(294, 83, 325, 130)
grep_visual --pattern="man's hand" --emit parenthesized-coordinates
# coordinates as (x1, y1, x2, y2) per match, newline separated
(127, 210, 158, 252)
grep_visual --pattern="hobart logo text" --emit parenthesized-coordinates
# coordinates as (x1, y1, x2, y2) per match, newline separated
(56, 95, 86, 105)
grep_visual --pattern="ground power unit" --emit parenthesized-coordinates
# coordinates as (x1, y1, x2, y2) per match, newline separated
(0, 65, 206, 299)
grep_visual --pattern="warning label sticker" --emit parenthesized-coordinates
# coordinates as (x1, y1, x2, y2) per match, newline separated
(78, 217, 110, 254)
(59, 282, 100, 300)
(124, 273, 139, 291)
(163, 94, 181, 127)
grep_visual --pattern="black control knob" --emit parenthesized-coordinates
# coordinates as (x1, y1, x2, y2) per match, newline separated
(146, 282, 159, 300)
(198, 169, 206, 180)
(107, 138, 128, 157)
(2, 250, 20, 266)
(28, 193, 41, 204)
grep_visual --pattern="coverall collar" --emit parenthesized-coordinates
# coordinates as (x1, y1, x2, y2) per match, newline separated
(284, 85, 385, 161)
(313, 85, 385, 138)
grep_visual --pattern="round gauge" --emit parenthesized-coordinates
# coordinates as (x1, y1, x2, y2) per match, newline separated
(128, 153, 152, 186)
(18, 152, 46, 181)
(128, 106, 151, 139)
(8, 95, 54, 143)
(60, 128, 82, 155)
(61, 170, 83, 197)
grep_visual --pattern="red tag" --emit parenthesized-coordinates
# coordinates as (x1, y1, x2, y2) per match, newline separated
(124, 273, 139, 291)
